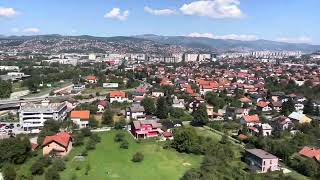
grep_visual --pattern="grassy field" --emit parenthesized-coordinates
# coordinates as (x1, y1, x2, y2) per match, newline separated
(60, 131, 202, 180)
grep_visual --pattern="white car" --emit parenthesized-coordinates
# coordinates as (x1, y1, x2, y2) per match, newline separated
(0, 129, 7, 134)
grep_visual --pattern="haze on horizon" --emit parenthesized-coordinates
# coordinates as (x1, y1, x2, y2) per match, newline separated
(1, 0, 319, 44)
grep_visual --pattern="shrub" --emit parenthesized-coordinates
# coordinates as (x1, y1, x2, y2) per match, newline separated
(114, 132, 125, 142)
(2, 164, 16, 180)
(52, 159, 66, 171)
(85, 139, 96, 150)
(45, 167, 60, 180)
(120, 140, 129, 149)
(132, 152, 144, 162)
(85, 163, 91, 175)
(31, 161, 44, 175)
(90, 133, 101, 143)
(81, 128, 92, 137)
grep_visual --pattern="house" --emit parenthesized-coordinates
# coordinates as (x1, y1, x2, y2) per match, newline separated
(97, 100, 108, 113)
(206, 104, 214, 118)
(259, 123, 272, 136)
(172, 96, 185, 109)
(239, 97, 252, 107)
(109, 91, 128, 103)
(152, 91, 164, 98)
(288, 112, 312, 124)
(42, 132, 72, 157)
(85, 75, 97, 84)
(70, 110, 90, 128)
(245, 149, 280, 173)
(126, 103, 146, 120)
(256, 101, 272, 112)
(299, 147, 320, 161)
(271, 101, 282, 112)
(241, 115, 261, 127)
(271, 116, 293, 131)
(162, 131, 174, 140)
(131, 120, 163, 139)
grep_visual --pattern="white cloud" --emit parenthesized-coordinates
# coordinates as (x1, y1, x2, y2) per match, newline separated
(144, 6, 177, 16)
(104, 8, 129, 21)
(188, 32, 258, 41)
(180, 0, 243, 19)
(0, 7, 18, 18)
(23, 27, 41, 33)
(277, 36, 312, 44)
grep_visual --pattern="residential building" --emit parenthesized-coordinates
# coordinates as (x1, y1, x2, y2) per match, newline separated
(109, 91, 128, 103)
(245, 149, 280, 173)
(299, 147, 320, 161)
(97, 100, 108, 113)
(85, 75, 97, 84)
(288, 112, 312, 124)
(42, 132, 72, 157)
(70, 110, 90, 129)
(131, 120, 163, 139)
(19, 100, 68, 131)
(126, 103, 146, 120)
(240, 115, 261, 127)
(172, 96, 185, 109)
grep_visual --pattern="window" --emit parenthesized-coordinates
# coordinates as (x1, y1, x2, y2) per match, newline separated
(263, 161, 266, 165)
(270, 160, 272, 164)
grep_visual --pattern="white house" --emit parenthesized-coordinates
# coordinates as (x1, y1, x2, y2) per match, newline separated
(70, 110, 90, 129)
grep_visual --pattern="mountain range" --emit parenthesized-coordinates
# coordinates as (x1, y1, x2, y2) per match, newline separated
(134, 34, 320, 53)
(1, 34, 320, 53)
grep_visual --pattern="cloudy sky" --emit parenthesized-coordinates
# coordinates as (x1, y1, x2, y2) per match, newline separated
(0, 0, 319, 44)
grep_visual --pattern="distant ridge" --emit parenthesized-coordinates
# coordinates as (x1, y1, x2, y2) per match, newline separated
(1, 34, 320, 53)
(134, 34, 320, 53)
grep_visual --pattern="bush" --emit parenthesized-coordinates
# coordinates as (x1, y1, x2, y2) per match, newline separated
(132, 152, 144, 162)
(45, 167, 60, 180)
(39, 156, 52, 167)
(85, 163, 91, 175)
(2, 164, 16, 180)
(31, 160, 44, 175)
(81, 149, 88, 156)
(85, 139, 96, 150)
(72, 132, 85, 146)
(114, 132, 125, 142)
(81, 128, 92, 137)
(120, 140, 129, 149)
(90, 133, 101, 143)
(52, 159, 66, 171)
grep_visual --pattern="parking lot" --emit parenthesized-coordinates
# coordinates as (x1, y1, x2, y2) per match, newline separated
(0, 122, 26, 137)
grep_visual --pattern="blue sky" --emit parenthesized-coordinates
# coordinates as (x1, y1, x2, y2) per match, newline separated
(0, 0, 319, 44)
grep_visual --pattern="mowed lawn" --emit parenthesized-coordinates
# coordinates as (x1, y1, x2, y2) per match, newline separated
(61, 131, 203, 180)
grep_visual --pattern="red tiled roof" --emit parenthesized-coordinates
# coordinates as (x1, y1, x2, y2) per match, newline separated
(70, 110, 90, 120)
(238, 134, 248, 140)
(85, 75, 97, 81)
(299, 147, 320, 161)
(43, 132, 71, 148)
(97, 100, 108, 107)
(239, 97, 252, 103)
(163, 132, 173, 137)
(256, 101, 270, 108)
(110, 91, 126, 98)
(243, 115, 260, 123)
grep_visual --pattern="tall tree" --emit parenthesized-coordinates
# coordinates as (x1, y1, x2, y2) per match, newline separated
(281, 98, 295, 116)
(102, 108, 114, 126)
(156, 96, 168, 119)
(303, 99, 314, 115)
(191, 103, 208, 126)
(0, 80, 12, 98)
(141, 97, 156, 115)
